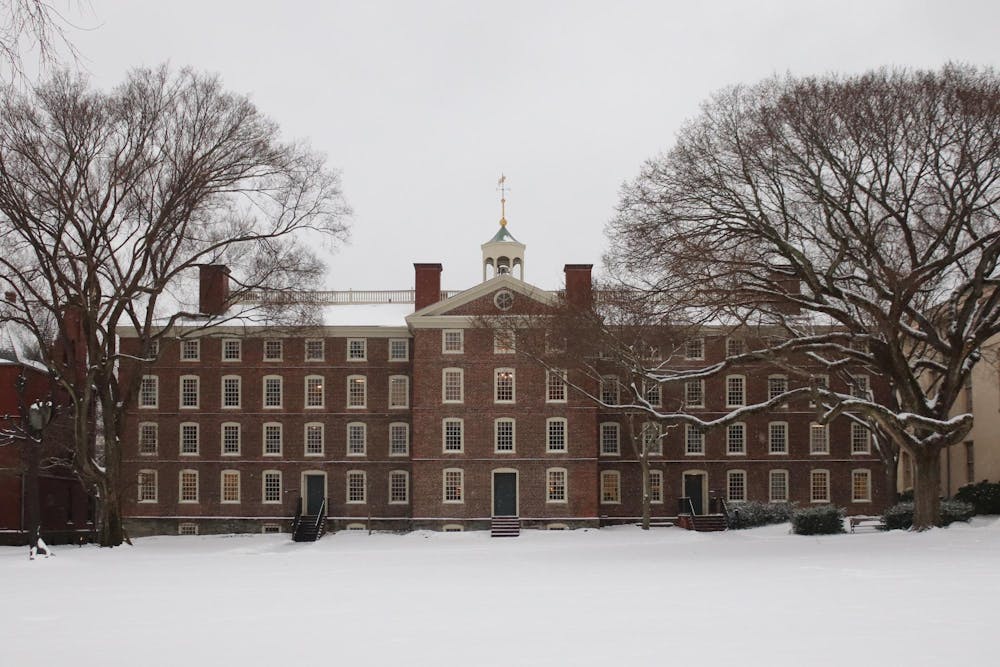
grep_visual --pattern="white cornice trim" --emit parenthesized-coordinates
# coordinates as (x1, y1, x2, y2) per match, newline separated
(407, 274, 558, 323)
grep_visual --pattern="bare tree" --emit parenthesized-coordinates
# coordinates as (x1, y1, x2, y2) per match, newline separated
(607, 65, 1000, 529)
(0, 1, 85, 83)
(0, 66, 351, 546)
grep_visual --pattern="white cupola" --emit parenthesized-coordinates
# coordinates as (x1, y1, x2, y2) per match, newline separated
(481, 174, 525, 281)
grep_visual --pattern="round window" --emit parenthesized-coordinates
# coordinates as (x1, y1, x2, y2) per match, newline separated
(494, 290, 514, 311)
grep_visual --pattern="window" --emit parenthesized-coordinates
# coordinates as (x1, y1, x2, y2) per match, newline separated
(494, 290, 514, 310)
(263, 339, 283, 361)
(263, 376, 283, 409)
(345, 523, 366, 531)
(443, 419, 463, 452)
(179, 470, 198, 503)
(442, 368, 464, 403)
(305, 339, 324, 361)
(494, 328, 515, 354)
(304, 423, 324, 456)
(547, 468, 567, 503)
(850, 374, 870, 400)
(810, 469, 830, 503)
(769, 470, 789, 503)
(642, 421, 662, 455)
(649, 470, 663, 504)
(494, 368, 515, 403)
(180, 423, 199, 455)
(966, 441, 975, 484)
(546, 369, 567, 403)
(389, 376, 409, 409)
(347, 422, 366, 456)
(262, 524, 281, 535)
(347, 375, 367, 408)
(220, 375, 241, 409)
(178, 523, 198, 536)
(600, 422, 620, 456)
(727, 422, 746, 455)
(495, 418, 515, 452)
(601, 471, 621, 504)
(851, 469, 871, 502)
(643, 381, 661, 407)
(810, 374, 829, 407)
(180, 339, 200, 361)
(442, 329, 464, 353)
(684, 380, 704, 408)
(726, 337, 745, 357)
(221, 470, 240, 504)
(851, 423, 871, 454)
(221, 423, 241, 456)
(347, 338, 367, 361)
(767, 375, 788, 402)
(726, 375, 746, 407)
(263, 423, 282, 456)
(809, 423, 829, 454)
(389, 471, 409, 504)
(305, 376, 325, 408)
(443, 469, 464, 503)
(389, 338, 409, 361)
(262, 471, 281, 503)
(547, 417, 567, 452)
(442, 524, 464, 532)
(138, 423, 158, 455)
(139, 375, 158, 408)
(769, 422, 788, 454)
(601, 376, 619, 404)
(685, 425, 705, 455)
(222, 339, 241, 361)
(138, 470, 157, 502)
(390, 423, 409, 456)
(685, 337, 704, 360)
(727, 470, 747, 503)
(147, 339, 159, 359)
(180, 375, 199, 409)
(347, 471, 366, 503)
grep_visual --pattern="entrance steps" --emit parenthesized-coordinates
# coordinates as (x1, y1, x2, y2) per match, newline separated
(676, 514, 727, 532)
(292, 515, 326, 542)
(491, 516, 520, 537)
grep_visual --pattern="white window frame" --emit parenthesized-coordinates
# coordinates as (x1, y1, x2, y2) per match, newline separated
(179, 469, 199, 504)
(178, 523, 198, 536)
(442, 329, 464, 354)
(263, 422, 283, 456)
(347, 375, 367, 409)
(643, 381, 661, 407)
(389, 338, 409, 361)
(769, 469, 789, 503)
(546, 369, 567, 403)
(726, 422, 746, 455)
(263, 339, 283, 362)
(600, 470, 621, 504)
(769, 421, 788, 455)
(685, 424, 705, 455)
(137, 469, 158, 503)
(389, 375, 409, 409)
(305, 338, 325, 362)
(347, 338, 367, 361)
(346, 422, 367, 456)
(221, 422, 241, 456)
(810, 469, 830, 503)
(850, 374, 870, 400)
(180, 339, 200, 362)
(263, 375, 283, 409)
(600, 422, 620, 456)
(442, 418, 464, 453)
(179, 375, 200, 409)
(851, 422, 872, 454)
(389, 422, 410, 456)
(494, 368, 516, 404)
(546, 467, 568, 504)
(649, 469, 663, 504)
(726, 337, 745, 357)
(443, 468, 464, 503)
(222, 338, 242, 362)
(684, 380, 704, 408)
(685, 337, 705, 360)
(346, 470, 367, 504)
(262, 470, 282, 504)
(493, 328, 515, 354)
(138, 422, 158, 455)
(726, 375, 746, 408)
(546, 417, 568, 453)
(851, 468, 872, 503)
(600, 375, 620, 404)
(809, 423, 830, 455)
(389, 470, 409, 504)
(221, 375, 241, 409)
(179, 422, 199, 456)
(810, 374, 829, 407)
(442, 368, 464, 404)
(139, 375, 159, 409)
(304, 422, 324, 457)
(494, 417, 515, 453)
(305, 375, 325, 409)
(727, 469, 747, 503)
(767, 375, 788, 402)
(221, 470, 241, 504)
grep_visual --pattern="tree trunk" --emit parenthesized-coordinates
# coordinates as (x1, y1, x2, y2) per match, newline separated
(884, 459, 899, 505)
(912, 449, 942, 530)
(96, 479, 125, 547)
(639, 454, 651, 530)
(24, 438, 40, 548)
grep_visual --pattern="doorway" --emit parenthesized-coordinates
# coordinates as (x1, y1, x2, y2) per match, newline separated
(682, 472, 707, 515)
(492, 471, 518, 516)
(304, 473, 326, 515)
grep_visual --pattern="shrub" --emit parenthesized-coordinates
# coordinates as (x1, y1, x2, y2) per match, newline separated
(882, 500, 976, 530)
(954, 481, 1000, 515)
(791, 505, 845, 535)
(727, 501, 794, 529)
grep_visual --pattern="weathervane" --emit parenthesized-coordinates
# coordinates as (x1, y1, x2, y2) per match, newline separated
(497, 174, 508, 227)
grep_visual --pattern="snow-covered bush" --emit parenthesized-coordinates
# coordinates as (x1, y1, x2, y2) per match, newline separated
(726, 501, 794, 529)
(882, 501, 975, 530)
(954, 481, 1000, 515)
(791, 505, 845, 535)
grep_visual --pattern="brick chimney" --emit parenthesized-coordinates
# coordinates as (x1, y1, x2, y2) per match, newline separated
(767, 266, 801, 316)
(3, 291, 15, 304)
(414, 263, 443, 311)
(199, 265, 231, 316)
(564, 264, 593, 309)
(53, 305, 87, 385)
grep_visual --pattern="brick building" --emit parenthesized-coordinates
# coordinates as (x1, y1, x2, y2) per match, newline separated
(119, 221, 888, 536)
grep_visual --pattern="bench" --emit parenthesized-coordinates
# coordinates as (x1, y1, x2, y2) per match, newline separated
(849, 515, 885, 533)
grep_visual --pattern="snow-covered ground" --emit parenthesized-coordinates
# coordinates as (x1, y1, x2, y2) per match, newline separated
(3, 520, 998, 666)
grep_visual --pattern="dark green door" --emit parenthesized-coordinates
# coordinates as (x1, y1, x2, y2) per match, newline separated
(493, 472, 517, 516)
(305, 474, 325, 515)
(684, 474, 704, 515)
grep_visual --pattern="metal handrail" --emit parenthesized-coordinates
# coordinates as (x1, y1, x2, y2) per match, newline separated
(290, 497, 303, 539)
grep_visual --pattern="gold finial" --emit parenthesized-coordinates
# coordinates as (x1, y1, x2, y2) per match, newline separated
(497, 173, 508, 226)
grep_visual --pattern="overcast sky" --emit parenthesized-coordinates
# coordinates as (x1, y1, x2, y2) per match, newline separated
(51, 0, 1000, 291)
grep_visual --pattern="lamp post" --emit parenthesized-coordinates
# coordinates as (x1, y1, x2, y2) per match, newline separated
(14, 373, 53, 551)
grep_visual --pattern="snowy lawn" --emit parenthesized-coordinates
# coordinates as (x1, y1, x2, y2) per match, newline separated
(3, 520, 998, 666)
